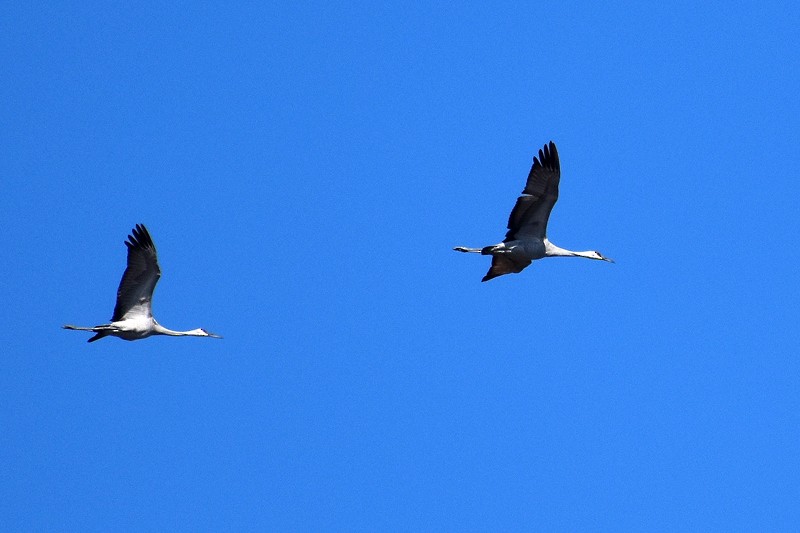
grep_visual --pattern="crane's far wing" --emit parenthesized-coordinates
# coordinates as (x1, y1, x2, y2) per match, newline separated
(503, 141, 561, 241)
(482, 254, 532, 282)
(111, 224, 161, 321)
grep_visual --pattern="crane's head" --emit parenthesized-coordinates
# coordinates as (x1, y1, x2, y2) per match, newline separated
(589, 251, 614, 263)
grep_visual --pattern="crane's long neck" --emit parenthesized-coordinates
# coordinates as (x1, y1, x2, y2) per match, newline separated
(544, 239, 595, 259)
(152, 323, 206, 337)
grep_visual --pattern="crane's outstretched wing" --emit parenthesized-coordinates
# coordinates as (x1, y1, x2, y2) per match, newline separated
(111, 224, 161, 321)
(503, 141, 560, 242)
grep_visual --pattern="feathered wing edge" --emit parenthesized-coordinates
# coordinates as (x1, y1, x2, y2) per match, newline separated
(111, 224, 161, 321)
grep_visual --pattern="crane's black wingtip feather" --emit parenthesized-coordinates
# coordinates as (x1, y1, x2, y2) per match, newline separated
(538, 141, 559, 170)
(125, 223, 156, 251)
(531, 141, 559, 168)
(548, 141, 559, 171)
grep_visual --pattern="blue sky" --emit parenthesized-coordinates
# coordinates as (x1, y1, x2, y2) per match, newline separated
(2, 1, 799, 530)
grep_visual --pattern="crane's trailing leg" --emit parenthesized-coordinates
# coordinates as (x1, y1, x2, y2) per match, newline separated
(453, 245, 507, 255)
(63, 324, 118, 343)
(63, 324, 111, 332)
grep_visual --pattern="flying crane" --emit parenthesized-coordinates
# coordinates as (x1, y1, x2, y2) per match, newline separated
(454, 141, 613, 281)
(64, 224, 221, 342)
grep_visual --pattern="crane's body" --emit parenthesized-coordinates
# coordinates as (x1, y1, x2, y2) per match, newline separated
(63, 224, 221, 342)
(454, 141, 612, 281)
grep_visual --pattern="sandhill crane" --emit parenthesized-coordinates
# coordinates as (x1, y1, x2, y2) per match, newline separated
(454, 141, 613, 281)
(63, 224, 221, 342)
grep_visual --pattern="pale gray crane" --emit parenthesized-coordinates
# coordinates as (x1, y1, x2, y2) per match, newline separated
(454, 141, 613, 281)
(63, 224, 221, 342)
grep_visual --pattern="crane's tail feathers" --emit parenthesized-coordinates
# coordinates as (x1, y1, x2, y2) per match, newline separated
(453, 246, 482, 253)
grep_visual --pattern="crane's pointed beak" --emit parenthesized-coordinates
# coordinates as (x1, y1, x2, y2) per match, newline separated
(603, 256, 615, 263)
(202, 329, 222, 338)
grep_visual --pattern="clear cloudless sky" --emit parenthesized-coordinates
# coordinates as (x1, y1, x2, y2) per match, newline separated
(2, 1, 799, 530)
